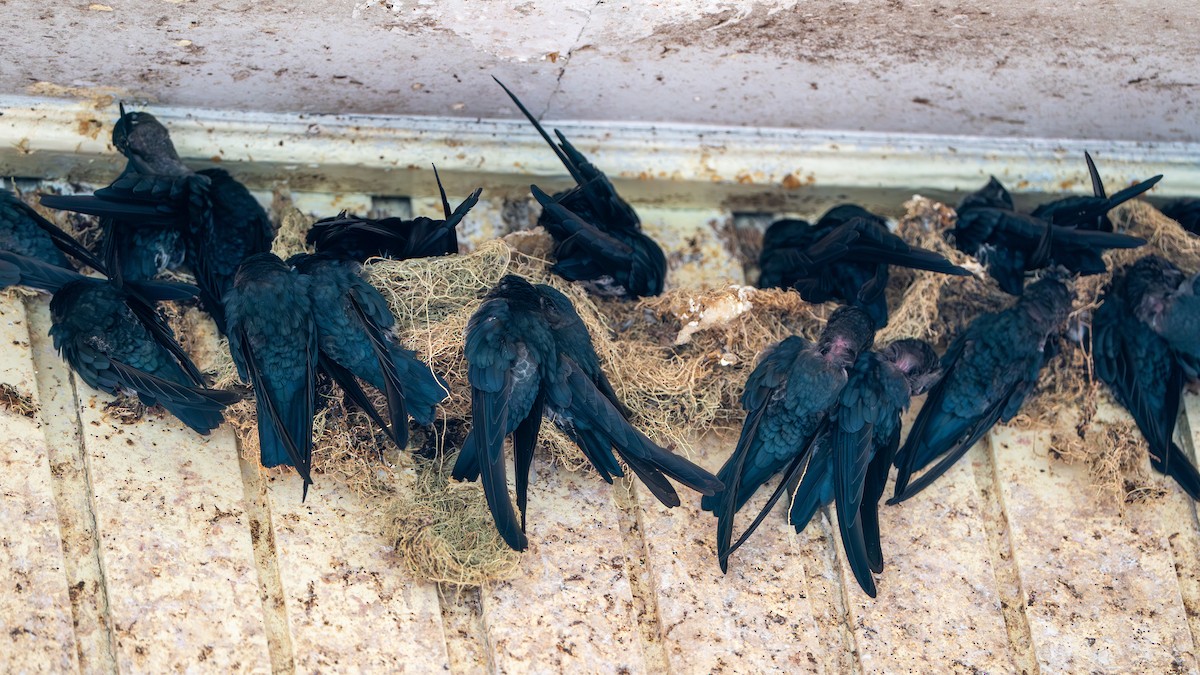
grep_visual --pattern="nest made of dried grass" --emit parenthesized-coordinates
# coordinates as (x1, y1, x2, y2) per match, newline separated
(1009, 200, 1200, 507)
(174, 189, 1200, 582)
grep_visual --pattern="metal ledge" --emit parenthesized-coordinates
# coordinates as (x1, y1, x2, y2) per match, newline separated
(2, 95, 1198, 209)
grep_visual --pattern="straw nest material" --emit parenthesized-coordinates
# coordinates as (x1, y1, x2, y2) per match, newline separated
(144, 190, 1200, 581)
(1007, 200, 1200, 507)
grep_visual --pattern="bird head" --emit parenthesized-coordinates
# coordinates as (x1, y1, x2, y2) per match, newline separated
(1122, 254, 1184, 329)
(957, 176, 1014, 212)
(819, 305, 875, 365)
(112, 105, 183, 171)
(1021, 275, 1075, 331)
(486, 274, 542, 310)
(881, 338, 941, 396)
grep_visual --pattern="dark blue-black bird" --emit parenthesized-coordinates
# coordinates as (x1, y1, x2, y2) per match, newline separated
(1093, 256, 1200, 499)
(699, 306, 875, 571)
(1030, 152, 1162, 232)
(41, 105, 201, 283)
(290, 252, 448, 450)
(891, 276, 1074, 502)
(1161, 199, 1200, 236)
(41, 106, 274, 331)
(725, 338, 940, 596)
(307, 168, 481, 262)
(495, 78, 667, 299)
(1124, 257, 1200, 367)
(225, 253, 317, 498)
(451, 274, 720, 551)
(1, 189, 106, 272)
(0, 251, 238, 435)
(757, 204, 970, 328)
(536, 282, 720, 503)
(952, 176, 1145, 295)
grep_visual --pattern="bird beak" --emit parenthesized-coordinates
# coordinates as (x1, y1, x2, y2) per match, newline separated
(119, 101, 127, 118)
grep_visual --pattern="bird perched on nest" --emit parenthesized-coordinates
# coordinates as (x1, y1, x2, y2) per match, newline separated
(307, 168, 482, 262)
(1161, 199, 1200, 236)
(757, 204, 971, 328)
(289, 252, 449, 451)
(41, 104, 274, 332)
(1093, 255, 1200, 499)
(1030, 152, 1162, 232)
(495, 78, 667, 299)
(952, 176, 1146, 295)
(452, 274, 721, 551)
(890, 276, 1074, 501)
(700, 306, 875, 571)
(0, 250, 240, 435)
(721, 337, 939, 596)
(225, 252, 318, 499)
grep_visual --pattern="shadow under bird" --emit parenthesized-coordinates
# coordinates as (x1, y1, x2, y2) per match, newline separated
(0, 251, 240, 435)
(1031, 151, 1162, 232)
(952, 176, 1145, 295)
(306, 168, 482, 262)
(1093, 255, 1200, 499)
(290, 252, 449, 451)
(41, 105, 274, 332)
(451, 274, 721, 551)
(699, 306, 875, 572)
(225, 252, 318, 499)
(495, 78, 667, 299)
(890, 276, 1074, 502)
(1161, 199, 1200, 236)
(757, 204, 970, 328)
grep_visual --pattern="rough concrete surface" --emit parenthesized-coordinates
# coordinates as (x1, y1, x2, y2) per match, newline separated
(482, 462, 647, 674)
(0, 1, 1197, 142)
(264, 473, 450, 672)
(2, 167, 1200, 672)
(0, 294, 79, 674)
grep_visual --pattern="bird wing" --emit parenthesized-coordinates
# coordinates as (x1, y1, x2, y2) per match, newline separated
(114, 282, 206, 387)
(723, 418, 826, 567)
(62, 335, 237, 435)
(530, 184, 634, 263)
(234, 323, 317, 498)
(548, 354, 722, 507)
(830, 361, 890, 597)
(451, 298, 545, 552)
(1093, 292, 1200, 499)
(836, 218, 971, 277)
(1086, 151, 1107, 199)
(535, 282, 631, 417)
(347, 280, 411, 445)
(6, 195, 107, 273)
(493, 77, 585, 185)
(318, 356, 404, 452)
(710, 336, 825, 571)
(0, 250, 87, 293)
(891, 326, 1043, 502)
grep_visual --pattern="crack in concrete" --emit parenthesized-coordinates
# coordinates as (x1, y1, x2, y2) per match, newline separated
(978, 434, 1041, 674)
(437, 584, 497, 675)
(236, 448, 297, 675)
(806, 512, 864, 675)
(611, 478, 672, 673)
(538, 0, 604, 120)
(25, 295, 120, 674)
